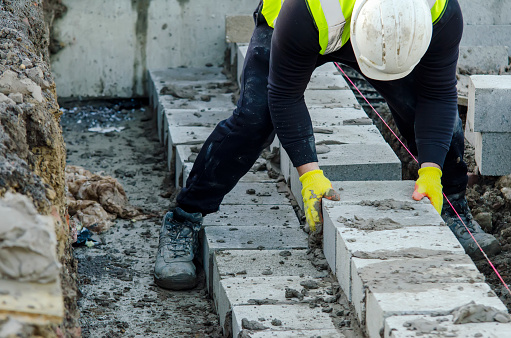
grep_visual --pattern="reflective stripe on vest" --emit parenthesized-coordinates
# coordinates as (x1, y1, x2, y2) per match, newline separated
(262, 0, 447, 55)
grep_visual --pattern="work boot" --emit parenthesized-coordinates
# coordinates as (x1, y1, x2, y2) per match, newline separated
(441, 192, 501, 260)
(154, 207, 203, 290)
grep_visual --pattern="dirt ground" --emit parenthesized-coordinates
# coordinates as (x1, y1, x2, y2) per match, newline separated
(61, 101, 223, 337)
(342, 66, 511, 311)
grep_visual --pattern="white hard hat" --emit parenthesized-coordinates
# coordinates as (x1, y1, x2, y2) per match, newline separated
(350, 0, 433, 81)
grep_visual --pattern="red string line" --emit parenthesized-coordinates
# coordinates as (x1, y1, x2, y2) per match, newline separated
(333, 61, 511, 296)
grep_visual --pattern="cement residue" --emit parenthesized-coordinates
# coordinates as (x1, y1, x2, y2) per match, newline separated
(451, 301, 511, 324)
(358, 199, 415, 211)
(338, 215, 402, 231)
(353, 248, 454, 260)
(0, 192, 60, 283)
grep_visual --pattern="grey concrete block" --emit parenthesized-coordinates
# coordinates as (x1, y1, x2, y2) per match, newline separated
(280, 145, 291, 181)
(474, 131, 511, 176)
(164, 93, 235, 111)
(461, 25, 511, 56)
(316, 143, 401, 181)
(385, 314, 511, 338)
(225, 15, 253, 43)
(231, 304, 338, 337)
(237, 43, 249, 87)
(468, 75, 511, 133)
(203, 204, 298, 227)
(201, 226, 308, 292)
(304, 89, 359, 108)
(458, 0, 511, 25)
(458, 46, 509, 74)
(351, 255, 484, 325)
(307, 71, 349, 90)
(175, 145, 195, 187)
(216, 275, 330, 328)
(464, 118, 477, 147)
(289, 169, 303, 210)
(366, 283, 507, 338)
(313, 125, 386, 145)
(222, 182, 290, 206)
(165, 108, 231, 128)
(309, 107, 370, 127)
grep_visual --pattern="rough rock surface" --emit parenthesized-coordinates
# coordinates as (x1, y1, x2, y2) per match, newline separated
(0, 0, 78, 336)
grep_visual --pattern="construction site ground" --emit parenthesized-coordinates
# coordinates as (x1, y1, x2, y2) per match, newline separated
(61, 102, 224, 337)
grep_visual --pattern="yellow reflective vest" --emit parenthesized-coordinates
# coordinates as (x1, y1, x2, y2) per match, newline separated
(261, 0, 448, 55)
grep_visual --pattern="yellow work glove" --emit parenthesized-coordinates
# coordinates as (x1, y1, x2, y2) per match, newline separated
(412, 166, 443, 214)
(300, 170, 340, 232)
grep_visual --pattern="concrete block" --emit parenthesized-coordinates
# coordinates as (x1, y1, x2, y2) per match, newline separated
(237, 43, 249, 87)
(304, 89, 359, 108)
(246, 330, 345, 337)
(280, 145, 291, 181)
(238, 170, 277, 183)
(216, 276, 330, 327)
(222, 182, 289, 206)
(464, 118, 476, 147)
(202, 226, 308, 292)
(458, 46, 509, 74)
(309, 107, 370, 127)
(166, 126, 211, 170)
(225, 15, 253, 43)
(366, 283, 507, 338)
(316, 143, 401, 182)
(385, 314, 511, 338)
(474, 131, 511, 176)
(164, 93, 235, 111)
(165, 108, 231, 128)
(458, 0, 511, 25)
(351, 255, 484, 325)
(182, 162, 193, 186)
(289, 169, 303, 210)
(231, 304, 337, 336)
(335, 225, 465, 301)
(313, 125, 386, 145)
(322, 181, 417, 274)
(313, 62, 340, 74)
(203, 204, 298, 227)
(461, 25, 511, 56)
(307, 71, 349, 90)
(175, 145, 195, 187)
(468, 75, 511, 133)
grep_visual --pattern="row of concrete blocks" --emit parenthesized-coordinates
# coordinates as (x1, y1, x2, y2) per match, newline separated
(465, 75, 511, 176)
(322, 180, 511, 337)
(148, 67, 348, 336)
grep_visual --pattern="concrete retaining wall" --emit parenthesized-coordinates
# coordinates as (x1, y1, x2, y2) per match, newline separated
(51, 0, 256, 98)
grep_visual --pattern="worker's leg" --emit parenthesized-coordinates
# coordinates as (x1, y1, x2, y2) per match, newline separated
(155, 8, 275, 290)
(176, 13, 274, 215)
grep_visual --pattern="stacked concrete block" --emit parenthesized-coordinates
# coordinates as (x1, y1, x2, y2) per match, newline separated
(322, 180, 511, 338)
(280, 63, 401, 208)
(467, 75, 511, 175)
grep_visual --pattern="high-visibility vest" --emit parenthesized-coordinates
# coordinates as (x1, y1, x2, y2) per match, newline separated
(261, 0, 448, 55)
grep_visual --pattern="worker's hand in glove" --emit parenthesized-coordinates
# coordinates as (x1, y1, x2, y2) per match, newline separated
(412, 166, 443, 214)
(300, 169, 340, 232)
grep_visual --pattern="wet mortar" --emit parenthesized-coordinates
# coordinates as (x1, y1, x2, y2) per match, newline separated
(61, 100, 223, 337)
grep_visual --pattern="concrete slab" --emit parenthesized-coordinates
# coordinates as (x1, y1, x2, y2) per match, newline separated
(313, 125, 385, 145)
(222, 182, 289, 206)
(216, 276, 330, 327)
(474, 131, 511, 176)
(225, 15, 253, 43)
(468, 75, 511, 133)
(231, 304, 337, 336)
(237, 43, 249, 86)
(351, 255, 485, 324)
(385, 314, 511, 338)
(307, 71, 349, 90)
(202, 226, 308, 292)
(165, 108, 231, 128)
(335, 225, 465, 301)
(461, 25, 511, 56)
(309, 107, 370, 127)
(315, 143, 402, 182)
(304, 89, 359, 108)
(366, 283, 507, 338)
(458, 46, 509, 74)
(245, 329, 345, 337)
(203, 204, 297, 227)
(458, 0, 511, 25)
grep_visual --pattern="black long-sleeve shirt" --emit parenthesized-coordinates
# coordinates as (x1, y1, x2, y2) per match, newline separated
(267, 0, 462, 169)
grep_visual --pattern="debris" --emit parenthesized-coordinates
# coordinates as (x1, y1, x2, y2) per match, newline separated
(300, 280, 319, 290)
(271, 319, 282, 326)
(451, 301, 511, 324)
(285, 287, 304, 300)
(241, 318, 268, 331)
(73, 227, 100, 248)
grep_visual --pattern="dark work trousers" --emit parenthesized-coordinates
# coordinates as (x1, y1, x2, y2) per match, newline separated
(177, 0, 468, 215)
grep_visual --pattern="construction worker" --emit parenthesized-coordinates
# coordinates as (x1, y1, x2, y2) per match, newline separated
(154, 0, 501, 290)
